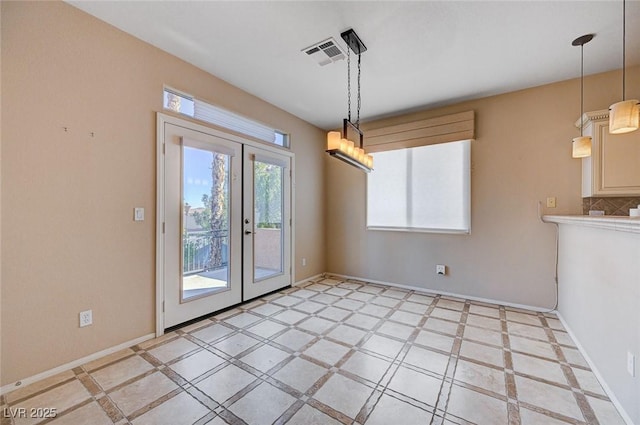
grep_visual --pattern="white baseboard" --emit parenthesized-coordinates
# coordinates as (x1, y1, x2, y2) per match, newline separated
(0, 333, 155, 396)
(326, 272, 553, 313)
(555, 312, 635, 425)
(293, 273, 324, 287)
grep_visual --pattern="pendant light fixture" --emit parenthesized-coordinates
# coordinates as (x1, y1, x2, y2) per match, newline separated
(326, 29, 373, 172)
(572, 34, 594, 158)
(609, 0, 639, 134)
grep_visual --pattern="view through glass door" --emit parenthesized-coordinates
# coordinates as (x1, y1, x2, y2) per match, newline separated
(243, 146, 292, 300)
(159, 116, 293, 331)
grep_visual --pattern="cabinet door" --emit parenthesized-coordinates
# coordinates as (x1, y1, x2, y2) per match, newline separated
(590, 120, 640, 196)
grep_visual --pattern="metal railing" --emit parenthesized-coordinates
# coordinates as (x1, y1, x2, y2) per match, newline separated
(183, 230, 228, 274)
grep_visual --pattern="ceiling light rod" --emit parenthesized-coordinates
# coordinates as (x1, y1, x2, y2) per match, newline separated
(609, 0, 639, 134)
(326, 28, 373, 172)
(572, 34, 594, 158)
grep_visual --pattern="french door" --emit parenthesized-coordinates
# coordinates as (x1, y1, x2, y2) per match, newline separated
(158, 115, 292, 331)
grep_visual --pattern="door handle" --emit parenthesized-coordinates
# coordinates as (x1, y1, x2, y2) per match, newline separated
(245, 230, 253, 235)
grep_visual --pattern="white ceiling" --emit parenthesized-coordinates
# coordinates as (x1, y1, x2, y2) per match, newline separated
(68, 1, 640, 130)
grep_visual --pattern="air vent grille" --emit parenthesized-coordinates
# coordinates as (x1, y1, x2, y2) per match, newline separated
(302, 37, 345, 66)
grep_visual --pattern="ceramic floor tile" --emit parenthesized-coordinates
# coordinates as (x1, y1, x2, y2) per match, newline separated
(286, 404, 342, 425)
(364, 393, 433, 424)
(109, 372, 178, 416)
(459, 340, 504, 367)
(509, 335, 557, 360)
(148, 337, 200, 363)
(382, 289, 409, 299)
(371, 296, 400, 308)
(545, 318, 565, 331)
(519, 407, 573, 425)
(506, 311, 542, 327)
(272, 329, 316, 351)
(423, 317, 459, 336)
(446, 384, 508, 425)
(5, 370, 77, 404)
(293, 301, 325, 314)
(562, 347, 589, 368)
(196, 364, 256, 403)
(377, 321, 414, 340)
(515, 375, 584, 421)
(414, 330, 455, 353)
(398, 301, 429, 315)
(507, 322, 548, 341)
(572, 367, 605, 395)
(248, 302, 284, 317)
(313, 373, 373, 419)
(311, 293, 341, 305)
(317, 306, 351, 322)
(170, 350, 225, 381)
(389, 310, 422, 326)
(303, 339, 350, 366)
(325, 287, 350, 297)
(13, 380, 91, 425)
(240, 344, 290, 373)
(246, 320, 288, 338)
(387, 366, 442, 406)
(553, 330, 576, 347)
(334, 298, 365, 311)
(341, 351, 391, 384)
(48, 401, 112, 425)
(462, 325, 502, 347)
(403, 345, 449, 376)
(454, 359, 505, 395)
(91, 355, 154, 390)
(224, 312, 262, 328)
(272, 295, 303, 307)
(308, 283, 332, 292)
(273, 309, 307, 325)
(290, 288, 316, 298)
(359, 304, 392, 318)
(348, 291, 375, 302)
(82, 349, 135, 372)
(272, 357, 327, 392)
(229, 382, 296, 425)
(131, 391, 210, 425)
(297, 317, 335, 334)
(191, 324, 234, 343)
(437, 298, 466, 310)
(361, 335, 405, 359)
(359, 284, 386, 295)
(430, 308, 463, 322)
(587, 395, 627, 425)
(465, 314, 502, 332)
(407, 293, 434, 304)
(215, 333, 260, 357)
(468, 304, 501, 318)
(326, 324, 367, 346)
(512, 353, 567, 384)
(345, 313, 381, 330)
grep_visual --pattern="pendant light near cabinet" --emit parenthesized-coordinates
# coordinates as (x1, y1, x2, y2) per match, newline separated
(609, 0, 639, 134)
(572, 34, 594, 158)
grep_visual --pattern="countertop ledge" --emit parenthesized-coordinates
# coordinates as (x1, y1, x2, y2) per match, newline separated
(543, 215, 640, 234)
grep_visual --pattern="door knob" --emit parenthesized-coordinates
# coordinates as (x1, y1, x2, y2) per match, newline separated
(245, 230, 253, 235)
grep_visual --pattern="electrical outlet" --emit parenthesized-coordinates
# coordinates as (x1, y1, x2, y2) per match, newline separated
(134, 207, 144, 221)
(302, 258, 307, 266)
(628, 351, 636, 377)
(79, 310, 93, 327)
(546, 197, 557, 208)
(436, 264, 446, 275)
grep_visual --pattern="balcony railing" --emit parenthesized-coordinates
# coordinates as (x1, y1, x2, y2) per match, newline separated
(183, 230, 228, 275)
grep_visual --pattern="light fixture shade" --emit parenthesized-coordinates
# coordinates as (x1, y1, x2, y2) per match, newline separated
(572, 136, 592, 158)
(327, 131, 341, 150)
(609, 99, 640, 134)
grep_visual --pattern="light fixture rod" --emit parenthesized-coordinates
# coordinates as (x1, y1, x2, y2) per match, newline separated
(622, 0, 626, 100)
(572, 34, 594, 137)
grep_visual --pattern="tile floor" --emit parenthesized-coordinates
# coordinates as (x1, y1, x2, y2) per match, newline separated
(1, 276, 627, 425)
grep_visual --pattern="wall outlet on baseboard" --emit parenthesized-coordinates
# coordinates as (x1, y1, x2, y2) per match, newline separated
(79, 310, 93, 328)
(628, 351, 636, 377)
(436, 264, 446, 275)
(302, 258, 307, 267)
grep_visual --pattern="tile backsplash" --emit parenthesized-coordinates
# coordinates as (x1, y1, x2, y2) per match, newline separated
(582, 196, 640, 216)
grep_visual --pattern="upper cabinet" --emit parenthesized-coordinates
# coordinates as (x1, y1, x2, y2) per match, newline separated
(580, 110, 640, 197)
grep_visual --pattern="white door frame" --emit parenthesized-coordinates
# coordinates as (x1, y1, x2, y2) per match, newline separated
(156, 113, 295, 337)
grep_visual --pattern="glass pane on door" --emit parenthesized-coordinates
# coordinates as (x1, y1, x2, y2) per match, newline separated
(182, 146, 230, 301)
(253, 160, 284, 281)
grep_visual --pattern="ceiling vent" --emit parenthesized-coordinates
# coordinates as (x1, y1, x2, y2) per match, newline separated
(302, 37, 345, 66)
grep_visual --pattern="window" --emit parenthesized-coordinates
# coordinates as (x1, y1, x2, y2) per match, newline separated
(367, 140, 471, 234)
(163, 88, 289, 148)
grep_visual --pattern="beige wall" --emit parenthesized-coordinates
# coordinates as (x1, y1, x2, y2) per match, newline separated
(326, 66, 640, 308)
(1, 1, 326, 385)
(556, 224, 639, 424)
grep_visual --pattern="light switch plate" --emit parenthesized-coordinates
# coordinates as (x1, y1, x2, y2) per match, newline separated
(134, 207, 144, 221)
